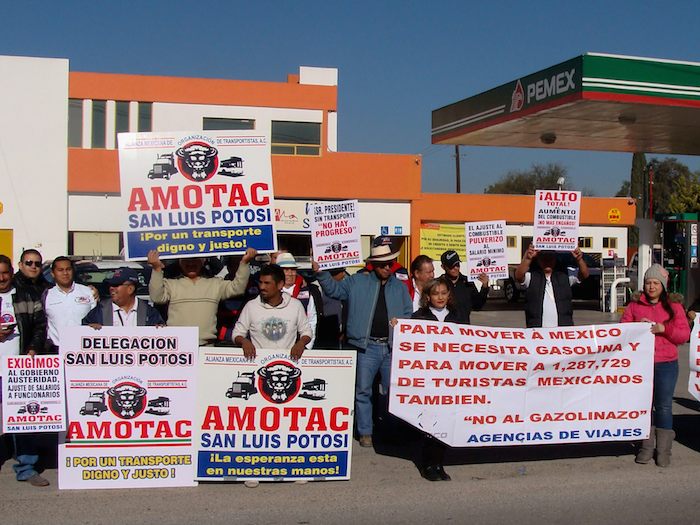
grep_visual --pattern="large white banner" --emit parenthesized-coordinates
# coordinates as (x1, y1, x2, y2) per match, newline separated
(465, 220, 508, 282)
(390, 320, 654, 447)
(2, 355, 66, 433)
(689, 322, 700, 400)
(118, 130, 276, 260)
(534, 190, 581, 251)
(310, 200, 362, 270)
(195, 348, 355, 482)
(58, 327, 198, 490)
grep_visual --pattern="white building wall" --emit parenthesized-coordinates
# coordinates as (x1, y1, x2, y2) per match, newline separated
(0, 55, 69, 261)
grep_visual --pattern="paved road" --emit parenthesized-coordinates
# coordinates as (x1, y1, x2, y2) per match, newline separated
(2, 303, 700, 524)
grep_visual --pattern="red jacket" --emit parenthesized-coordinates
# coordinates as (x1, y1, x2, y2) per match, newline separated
(620, 293, 690, 363)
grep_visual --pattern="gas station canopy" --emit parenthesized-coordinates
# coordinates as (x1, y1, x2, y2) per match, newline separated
(432, 53, 700, 154)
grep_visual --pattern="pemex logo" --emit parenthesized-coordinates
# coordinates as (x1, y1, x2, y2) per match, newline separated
(510, 80, 524, 112)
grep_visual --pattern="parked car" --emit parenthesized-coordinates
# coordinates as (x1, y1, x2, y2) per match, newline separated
(43, 259, 152, 302)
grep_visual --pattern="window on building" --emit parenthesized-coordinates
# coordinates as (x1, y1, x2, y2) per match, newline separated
(603, 237, 618, 249)
(115, 101, 130, 146)
(506, 236, 517, 248)
(69, 231, 122, 257)
(203, 117, 255, 130)
(579, 237, 593, 249)
(138, 102, 152, 132)
(91, 100, 106, 149)
(271, 121, 321, 155)
(68, 99, 83, 147)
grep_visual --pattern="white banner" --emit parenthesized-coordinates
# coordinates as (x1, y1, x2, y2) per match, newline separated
(465, 220, 508, 282)
(390, 320, 653, 447)
(118, 130, 276, 260)
(195, 348, 355, 482)
(534, 190, 581, 251)
(310, 200, 362, 270)
(2, 355, 66, 433)
(58, 326, 198, 490)
(689, 322, 700, 401)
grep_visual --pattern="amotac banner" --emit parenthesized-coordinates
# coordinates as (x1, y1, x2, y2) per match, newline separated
(118, 130, 276, 260)
(533, 190, 581, 251)
(2, 355, 66, 433)
(390, 320, 653, 447)
(58, 326, 198, 489)
(195, 348, 355, 482)
(465, 220, 508, 282)
(310, 199, 362, 270)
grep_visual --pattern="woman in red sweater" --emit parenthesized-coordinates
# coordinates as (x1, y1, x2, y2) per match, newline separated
(620, 264, 690, 467)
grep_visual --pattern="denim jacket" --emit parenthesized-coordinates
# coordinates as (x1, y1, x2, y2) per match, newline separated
(317, 270, 412, 350)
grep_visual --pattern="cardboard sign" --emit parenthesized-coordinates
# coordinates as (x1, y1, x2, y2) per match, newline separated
(533, 190, 581, 251)
(465, 220, 508, 282)
(118, 131, 276, 260)
(195, 348, 355, 482)
(310, 200, 362, 270)
(58, 326, 198, 489)
(2, 355, 66, 433)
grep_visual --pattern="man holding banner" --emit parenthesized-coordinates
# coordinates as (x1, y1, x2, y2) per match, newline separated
(313, 244, 412, 448)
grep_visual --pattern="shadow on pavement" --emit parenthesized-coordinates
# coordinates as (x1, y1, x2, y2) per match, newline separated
(672, 413, 700, 452)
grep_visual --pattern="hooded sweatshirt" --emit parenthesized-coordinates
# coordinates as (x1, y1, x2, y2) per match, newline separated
(620, 293, 690, 362)
(232, 294, 312, 350)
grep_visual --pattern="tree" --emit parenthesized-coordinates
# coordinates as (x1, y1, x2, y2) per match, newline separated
(615, 180, 631, 197)
(667, 170, 700, 214)
(484, 163, 568, 194)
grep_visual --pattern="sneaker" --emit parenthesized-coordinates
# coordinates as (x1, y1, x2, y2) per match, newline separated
(27, 474, 50, 487)
(359, 435, 373, 448)
(244, 480, 259, 488)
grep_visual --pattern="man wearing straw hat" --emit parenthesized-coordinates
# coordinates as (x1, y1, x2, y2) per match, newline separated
(312, 244, 412, 448)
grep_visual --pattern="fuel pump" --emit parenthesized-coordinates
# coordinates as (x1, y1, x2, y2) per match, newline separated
(657, 213, 699, 304)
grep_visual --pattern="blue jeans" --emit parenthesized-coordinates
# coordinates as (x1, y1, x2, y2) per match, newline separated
(12, 434, 39, 481)
(653, 360, 678, 430)
(355, 341, 392, 436)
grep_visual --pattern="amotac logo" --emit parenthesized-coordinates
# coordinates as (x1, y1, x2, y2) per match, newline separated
(175, 141, 219, 182)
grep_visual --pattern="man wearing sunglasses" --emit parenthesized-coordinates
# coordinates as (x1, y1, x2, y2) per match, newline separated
(312, 245, 412, 449)
(14, 250, 50, 297)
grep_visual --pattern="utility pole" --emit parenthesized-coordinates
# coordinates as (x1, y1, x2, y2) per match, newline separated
(454, 145, 461, 193)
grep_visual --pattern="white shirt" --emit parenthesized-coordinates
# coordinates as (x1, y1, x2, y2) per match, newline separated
(522, 272, 579, 328)
(0, 289, 20, 359)
(232, 294, 312, 350)
(112, 302, 138, 327)
(429, 306, 449, 322)
(412, 279, 422, 312)
(45, 283, 97, 346)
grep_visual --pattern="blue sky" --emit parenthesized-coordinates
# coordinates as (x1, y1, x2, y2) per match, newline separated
(5, 1, 700, 196)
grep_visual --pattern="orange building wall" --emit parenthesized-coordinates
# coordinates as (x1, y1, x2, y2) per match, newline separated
(70, 72, 337, 111)
(410, 193, 636, 256)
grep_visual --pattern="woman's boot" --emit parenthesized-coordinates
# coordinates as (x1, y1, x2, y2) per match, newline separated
(655, 428, 675, 467)
(635, 426, 655, 464)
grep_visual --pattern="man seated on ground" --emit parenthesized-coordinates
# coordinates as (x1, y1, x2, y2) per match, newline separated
(148, 248, 256, 345)
(84, 267, 163, 327)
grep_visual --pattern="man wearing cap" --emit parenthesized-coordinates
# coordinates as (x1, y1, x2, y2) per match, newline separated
(440, 250, 489, 323)
(514, 243, 589, 328)
(277, 253, 322, 348)
(147, 248, 256, 345)
(313, 244, 412, 448)
(83, 268, 163, 327)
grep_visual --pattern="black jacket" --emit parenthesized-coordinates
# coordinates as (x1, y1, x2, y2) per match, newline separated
(443, 275, 488, 323)
(524, 270, 574, 328)
(13, 271, 51, 297)
(2, 286, 47, 354)
(412, 306, 468, 324)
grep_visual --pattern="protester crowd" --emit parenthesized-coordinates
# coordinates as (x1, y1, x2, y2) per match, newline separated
(0, 238, 691, 486)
